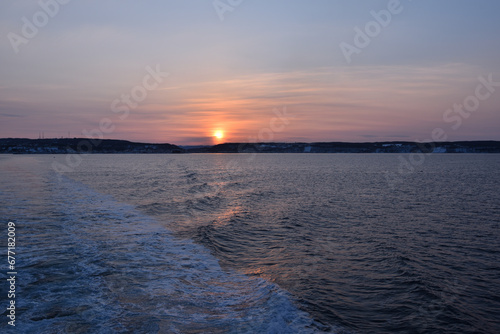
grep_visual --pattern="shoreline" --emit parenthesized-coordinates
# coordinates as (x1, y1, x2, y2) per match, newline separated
(1, 138, 500, 154)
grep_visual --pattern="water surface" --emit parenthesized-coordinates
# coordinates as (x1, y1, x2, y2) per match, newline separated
(1, 154, 499, 333)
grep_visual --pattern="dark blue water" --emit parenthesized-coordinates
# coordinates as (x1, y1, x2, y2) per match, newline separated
(1, 154, 499, 333)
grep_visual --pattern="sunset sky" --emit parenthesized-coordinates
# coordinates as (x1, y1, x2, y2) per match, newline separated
(1, 0, 499, 145)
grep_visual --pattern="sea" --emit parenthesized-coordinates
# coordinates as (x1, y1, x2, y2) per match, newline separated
(0, 153, 499, 333)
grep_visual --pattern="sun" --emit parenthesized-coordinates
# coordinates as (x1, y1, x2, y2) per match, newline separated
(214, 130, 224, 139)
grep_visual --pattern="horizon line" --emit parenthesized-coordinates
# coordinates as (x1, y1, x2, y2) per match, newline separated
(2, 137, 500, 146)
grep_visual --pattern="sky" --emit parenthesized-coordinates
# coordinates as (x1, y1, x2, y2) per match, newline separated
(1, 0, 499, 145)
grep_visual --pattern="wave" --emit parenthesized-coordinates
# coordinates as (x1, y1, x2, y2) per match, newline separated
(9, 170, 331, 333)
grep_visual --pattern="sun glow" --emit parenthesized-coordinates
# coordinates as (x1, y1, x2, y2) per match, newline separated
(214, 130, 224, 139)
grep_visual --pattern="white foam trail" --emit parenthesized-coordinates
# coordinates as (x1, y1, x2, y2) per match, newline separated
(10, 168, 331, 333)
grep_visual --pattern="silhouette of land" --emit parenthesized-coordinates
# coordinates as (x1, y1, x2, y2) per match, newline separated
(1, 138, 500, 154)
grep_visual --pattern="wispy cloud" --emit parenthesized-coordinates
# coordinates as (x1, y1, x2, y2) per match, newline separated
(1, 1, 499, 143)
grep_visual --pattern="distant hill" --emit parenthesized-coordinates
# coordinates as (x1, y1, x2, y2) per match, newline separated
(0, 138, 184, 154)
(185, 141, 500, 153)
(1, 138, 500, 154)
